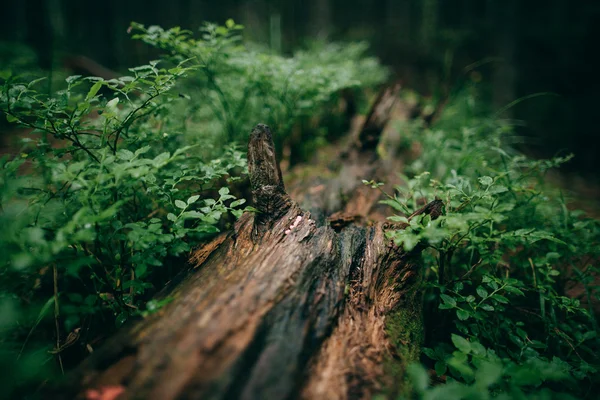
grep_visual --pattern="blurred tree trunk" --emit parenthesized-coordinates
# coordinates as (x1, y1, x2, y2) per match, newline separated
(240, 0, 269, 44)
(0, 1, 26, 42)
(419, 0, 438, 52)
(490, 0, 517, 114)
(25, 0, 54, 69)
(309, 0, 331, 39)
(386, 0, 412, 46)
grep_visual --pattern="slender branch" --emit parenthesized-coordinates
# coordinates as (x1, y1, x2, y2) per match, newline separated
(53, 264, 64, 374)
(110, 89, 160, 154)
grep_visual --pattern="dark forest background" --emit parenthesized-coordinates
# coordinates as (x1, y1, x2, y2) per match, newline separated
(1, 0, 599, 177)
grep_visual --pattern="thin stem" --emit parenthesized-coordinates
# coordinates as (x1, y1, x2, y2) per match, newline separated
(53, 264, 64, 374)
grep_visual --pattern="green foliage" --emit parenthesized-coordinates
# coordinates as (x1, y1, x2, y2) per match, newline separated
(0, 46, 249, 396)
(0, 19, 387, 397)
(378, 90, 600, 398)
(129, 20, 388, 155)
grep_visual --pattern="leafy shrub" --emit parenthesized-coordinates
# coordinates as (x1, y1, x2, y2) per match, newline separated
(129, 20, 388, 158)
(0, 57, 250, 392)
(378, 90, 600, 398)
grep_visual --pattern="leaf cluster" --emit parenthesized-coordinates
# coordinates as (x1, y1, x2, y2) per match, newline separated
(129, 20, 388, 157)
(0, 48, 248, 395)
(378, 90, 600, 398)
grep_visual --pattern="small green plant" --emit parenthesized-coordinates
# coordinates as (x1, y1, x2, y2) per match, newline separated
(376, 90, 600, 398)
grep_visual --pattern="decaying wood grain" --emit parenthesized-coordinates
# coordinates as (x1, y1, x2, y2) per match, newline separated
(51, 85, 441, 400)
(247, 124, 292, 233)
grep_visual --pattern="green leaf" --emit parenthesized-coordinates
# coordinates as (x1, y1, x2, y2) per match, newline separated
(581, 331, 597, 342)
(117, 149, 134, 161)
(476, 286, 488, 298)
(154, 152, 170, 165)
(19, 296, 55, 359)
(106, 97, 120, 109)
(509, 364, 542, 387)
(489, 185, 508, 194)
(474, 361, 503, 388)
(387, 215, 409, 223)
(422, 347, 437, 360)
(440, 294, 457, 307)
(66, 75, 82, 84)
(135, 264, 148, 278)
(230, 199, 246, 208)
(6, 113, 18, 123)
(135, 145, 152, 156)
(470, 341, 486, 356)
(181, 211, 203, 219)
(435, 360, 447, 376)
(12, 253, 34, 269)
(167, 213, 177, 222)
(187, 195, 200, 204)
(380, 199, 409, 213)
(406, 364, 429, 394)
(86, 80, 103, 100)
(175, 200, 187, 209)
(478, 176, 493, 186)
(144, 297, 174, 315)
(504, 286, 524, 296)
(492, 294, 509, 304)
(451, 334, 472, 354)
(548, 269, 560, 276)
(218, 187, 230, 196)
(116, 312, 128, 327)
(457, 309, 470, 321)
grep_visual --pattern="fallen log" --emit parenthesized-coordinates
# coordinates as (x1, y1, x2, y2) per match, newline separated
(51, 86, 442, 400)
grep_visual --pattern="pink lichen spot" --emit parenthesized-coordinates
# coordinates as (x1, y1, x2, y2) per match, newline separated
(290, 216, 302, 229)
(284, 215, 303, 235)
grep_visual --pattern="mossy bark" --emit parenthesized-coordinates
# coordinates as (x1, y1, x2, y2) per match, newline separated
(384, 284, 425, 398)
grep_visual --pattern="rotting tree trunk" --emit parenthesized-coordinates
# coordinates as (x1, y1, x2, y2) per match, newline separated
(51, 85, 442, 400)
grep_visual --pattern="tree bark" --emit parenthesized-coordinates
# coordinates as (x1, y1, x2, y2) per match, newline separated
(51, 85, 441, 400)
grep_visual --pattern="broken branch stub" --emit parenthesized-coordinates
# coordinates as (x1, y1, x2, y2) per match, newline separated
(247, 124, 291, 223)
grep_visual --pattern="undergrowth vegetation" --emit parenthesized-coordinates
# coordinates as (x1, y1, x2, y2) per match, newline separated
(2, 15, 597, 400)
(0, 19, 386, 397)
(130, 20, 387, 159)
(378, 91, 600, 398)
